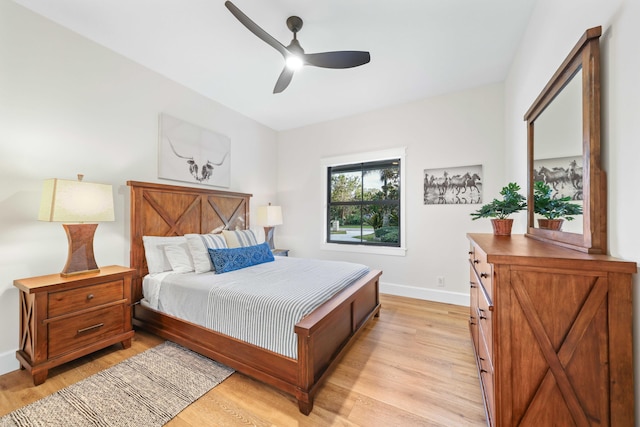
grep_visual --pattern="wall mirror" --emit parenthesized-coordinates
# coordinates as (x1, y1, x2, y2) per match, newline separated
(524, 26, 606, 253)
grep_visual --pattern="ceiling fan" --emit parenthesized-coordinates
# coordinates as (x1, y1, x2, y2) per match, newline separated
(225, 1, 371, 94)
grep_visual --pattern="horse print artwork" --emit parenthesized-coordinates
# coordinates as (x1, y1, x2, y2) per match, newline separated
(424, 164, 482, 205)
(533, 155, 582, 200)
(159, 113, 231, 187)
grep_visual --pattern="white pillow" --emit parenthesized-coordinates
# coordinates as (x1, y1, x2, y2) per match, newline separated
(250, 227, 266, 244)
(164, 243, 194, 273)
(142, 235, 187, 275)
(222, 229, 258, 248)
(185, 233, 228, 273)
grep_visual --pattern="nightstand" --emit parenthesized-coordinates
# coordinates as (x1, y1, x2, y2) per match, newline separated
(14, 265, 135, 385)
(272, 249, 289, 257)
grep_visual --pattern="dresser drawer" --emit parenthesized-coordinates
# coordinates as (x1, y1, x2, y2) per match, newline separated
(48, 279, 124, 318)
(470, 245, 493, 297)
(48, 304, 125, 358)
(478, 331, 495, 425)
(477, 283, 493, 360)
(469, 273, 480, 351)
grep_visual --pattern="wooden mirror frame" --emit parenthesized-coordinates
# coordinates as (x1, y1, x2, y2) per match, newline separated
(524, 26, 606, 254)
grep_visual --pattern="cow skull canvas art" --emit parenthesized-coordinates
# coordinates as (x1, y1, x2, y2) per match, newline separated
(159, 113, 231, 187)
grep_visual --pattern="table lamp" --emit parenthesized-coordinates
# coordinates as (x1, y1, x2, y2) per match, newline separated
(256, 203, 283, 250)
(38, 174, 115, 277)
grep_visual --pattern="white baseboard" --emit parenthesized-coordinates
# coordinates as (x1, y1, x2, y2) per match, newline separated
(0, 349, 19, 377)
(380, 281, 470, 306)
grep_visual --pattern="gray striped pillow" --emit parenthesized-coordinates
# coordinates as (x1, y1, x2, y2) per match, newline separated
(222, 229, 258, 248)
(185, 233, 228, 273)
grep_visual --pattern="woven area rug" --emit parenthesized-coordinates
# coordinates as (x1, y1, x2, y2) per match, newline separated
(0, 342, 234, 427)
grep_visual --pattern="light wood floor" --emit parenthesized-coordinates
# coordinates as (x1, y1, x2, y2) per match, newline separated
(0, 294, 487, 426)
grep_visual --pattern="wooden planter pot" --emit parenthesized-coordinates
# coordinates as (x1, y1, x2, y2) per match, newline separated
(491, 218, 514, 236)
(537, 218, 564, 230)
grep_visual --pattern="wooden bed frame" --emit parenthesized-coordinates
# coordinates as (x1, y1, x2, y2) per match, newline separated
(127, 181, 382, 414)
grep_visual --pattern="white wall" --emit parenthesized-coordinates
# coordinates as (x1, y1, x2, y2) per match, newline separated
(0, 1, 277, 375)
(504, 0, 640, 413)
(276, 84, 506, 303)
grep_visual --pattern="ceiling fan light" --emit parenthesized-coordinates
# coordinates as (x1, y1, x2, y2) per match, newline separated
(285, 55, 304, 71)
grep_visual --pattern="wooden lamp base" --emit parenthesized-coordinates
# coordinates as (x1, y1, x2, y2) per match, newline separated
(61, 223, 100, 277)
(264, 226, 276, 250)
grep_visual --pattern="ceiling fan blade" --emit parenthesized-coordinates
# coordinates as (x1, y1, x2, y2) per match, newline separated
(273, 67, 295, 94)
(304, 51, 371, 69)
(225, 1, 288, 57)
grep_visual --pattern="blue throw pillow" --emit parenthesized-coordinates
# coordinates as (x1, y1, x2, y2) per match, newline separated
(208, 241, 275, 274)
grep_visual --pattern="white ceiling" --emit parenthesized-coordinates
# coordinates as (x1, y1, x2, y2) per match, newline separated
(12, 0, 537, 131)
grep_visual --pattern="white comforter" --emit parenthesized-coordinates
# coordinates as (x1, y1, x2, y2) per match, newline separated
(142, 257, 370, 359)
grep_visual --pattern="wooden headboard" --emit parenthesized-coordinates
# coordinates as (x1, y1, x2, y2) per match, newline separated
(127, 181, 252, 300)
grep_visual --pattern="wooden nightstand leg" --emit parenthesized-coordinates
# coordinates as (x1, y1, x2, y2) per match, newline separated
(32, 369, 48, 386)
(121, 338, 132, 349)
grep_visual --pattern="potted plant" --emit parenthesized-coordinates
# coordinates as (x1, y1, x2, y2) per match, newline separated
(470, 182, 526, 235)
(533, 181, 583, 230)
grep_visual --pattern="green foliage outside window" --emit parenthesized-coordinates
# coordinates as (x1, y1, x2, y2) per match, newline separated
(328, 159, 400, 246)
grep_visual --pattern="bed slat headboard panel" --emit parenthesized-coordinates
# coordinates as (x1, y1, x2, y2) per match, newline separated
(127, 181, 252, 300)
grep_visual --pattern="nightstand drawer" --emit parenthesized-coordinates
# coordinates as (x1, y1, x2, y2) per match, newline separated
(48, 304, 125, 358)
(48, 279, 124, 318)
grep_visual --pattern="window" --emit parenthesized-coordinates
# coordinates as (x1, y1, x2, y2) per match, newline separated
(327, 158, 401, 247)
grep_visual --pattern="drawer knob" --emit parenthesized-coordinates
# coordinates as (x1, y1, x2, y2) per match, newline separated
(470, 281, 477, 289)
(473, 259, 480, 264)
(86, 294, 94, 300)
(480, 273, 489, 279)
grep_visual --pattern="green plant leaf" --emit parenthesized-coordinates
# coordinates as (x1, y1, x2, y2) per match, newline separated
(533, 181, 583, 220)
(470, 182, 526, 220)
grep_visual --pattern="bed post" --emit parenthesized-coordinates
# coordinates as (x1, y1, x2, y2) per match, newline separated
(296, 329, 314, 415)
(128, 181, 145, 303)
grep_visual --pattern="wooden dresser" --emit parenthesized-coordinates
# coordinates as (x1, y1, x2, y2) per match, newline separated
(14, 265, 135, 385)
(467, 234, 636, 426)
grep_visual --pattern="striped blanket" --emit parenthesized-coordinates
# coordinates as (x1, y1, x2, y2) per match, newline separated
(143, 257, 370, 359)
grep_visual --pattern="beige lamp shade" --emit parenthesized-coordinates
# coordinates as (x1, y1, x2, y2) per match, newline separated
(256, 204, 283, 227)
(39, 178, 115, 223)
(256, 204, 282, 250)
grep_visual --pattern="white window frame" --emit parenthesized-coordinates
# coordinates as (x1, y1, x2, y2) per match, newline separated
(320, 147, 407, 256)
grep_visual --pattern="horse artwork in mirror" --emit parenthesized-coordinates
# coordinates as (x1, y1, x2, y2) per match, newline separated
(524, 26, 606, 254)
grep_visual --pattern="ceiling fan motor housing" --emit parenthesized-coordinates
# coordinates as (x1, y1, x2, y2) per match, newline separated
(286, 16, 303, 33)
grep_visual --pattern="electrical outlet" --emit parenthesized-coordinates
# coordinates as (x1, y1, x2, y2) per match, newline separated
(437, 276, 445, 287)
